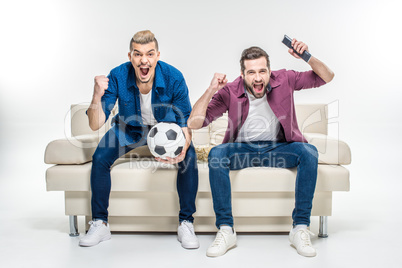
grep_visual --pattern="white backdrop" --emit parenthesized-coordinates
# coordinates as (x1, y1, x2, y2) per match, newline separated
(1, 0, 402, 136)
(0, 0, 402, 266)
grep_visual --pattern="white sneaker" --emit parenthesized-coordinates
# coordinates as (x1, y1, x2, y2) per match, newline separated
(79, 220, 111, 247)
(177, 221, 200, 249)
(206, 228, 237, 257)
(289, 228, 317, 257)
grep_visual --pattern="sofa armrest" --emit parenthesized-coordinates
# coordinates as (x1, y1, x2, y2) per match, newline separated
(44, 134, 100, 164)
(304, 133, 352, 165)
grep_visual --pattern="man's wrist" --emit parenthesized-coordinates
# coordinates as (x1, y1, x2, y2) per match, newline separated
(307, 56, 317, 66)
(91, 94, 102, 104)
(206, 86, 219, 96)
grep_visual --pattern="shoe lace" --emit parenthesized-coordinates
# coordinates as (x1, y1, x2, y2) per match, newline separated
(87, 221, 102, 235)
(298, 229, 314, 247)
(211, 230, 228, 247)
(181, 221, 195, 236)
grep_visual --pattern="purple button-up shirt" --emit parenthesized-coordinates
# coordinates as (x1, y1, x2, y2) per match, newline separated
(202, 69, 326, 143)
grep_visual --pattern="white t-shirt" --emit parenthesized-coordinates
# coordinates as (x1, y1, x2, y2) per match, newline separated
(235, 91, 280, 142)
(140, 89, 157, 126)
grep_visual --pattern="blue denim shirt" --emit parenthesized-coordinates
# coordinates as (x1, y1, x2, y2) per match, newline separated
(100, 61, 192, 146)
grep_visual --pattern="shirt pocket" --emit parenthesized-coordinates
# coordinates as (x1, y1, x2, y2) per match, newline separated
(119, 100, 136, 115)
(153, 102, 175, 122)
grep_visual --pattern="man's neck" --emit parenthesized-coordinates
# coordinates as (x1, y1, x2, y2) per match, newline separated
(137, 81, 153, 94)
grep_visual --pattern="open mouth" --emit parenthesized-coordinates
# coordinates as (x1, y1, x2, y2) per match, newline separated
(140, 67, 150, 78)
(253, 83, 264, 93)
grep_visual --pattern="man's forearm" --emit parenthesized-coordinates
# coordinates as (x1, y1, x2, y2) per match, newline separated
(308, 56, 335, 83)
(187, 88, 216, 130)
(87, 95, 106, 131)
(181, 127, 192, 153)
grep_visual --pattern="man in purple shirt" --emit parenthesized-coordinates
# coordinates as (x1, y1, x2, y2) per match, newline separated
(188, 38, 334, 257)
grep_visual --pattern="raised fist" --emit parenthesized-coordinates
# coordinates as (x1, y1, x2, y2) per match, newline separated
(209, 73, 228, 93)
(93, 75, 109, 99)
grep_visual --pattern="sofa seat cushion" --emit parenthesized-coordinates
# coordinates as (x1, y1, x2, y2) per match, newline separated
(46, 161, 350, 192)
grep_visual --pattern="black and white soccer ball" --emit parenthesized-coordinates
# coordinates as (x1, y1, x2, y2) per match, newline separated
(147, 122, 186, 159)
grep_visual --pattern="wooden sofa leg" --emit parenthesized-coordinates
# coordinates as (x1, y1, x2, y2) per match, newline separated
(318, 216, 328, 238)
(69, 215, 79, 237)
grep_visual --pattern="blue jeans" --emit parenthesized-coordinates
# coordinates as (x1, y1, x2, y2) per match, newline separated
(207, 141, 318, 228)
(90, 127, 199, 223)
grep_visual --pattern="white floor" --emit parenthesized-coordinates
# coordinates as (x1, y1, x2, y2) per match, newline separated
(1, 124, 401, 268)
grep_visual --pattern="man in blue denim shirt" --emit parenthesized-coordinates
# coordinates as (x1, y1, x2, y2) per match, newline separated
(79, 30, 199, 249)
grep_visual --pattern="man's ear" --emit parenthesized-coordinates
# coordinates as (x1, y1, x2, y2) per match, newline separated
(128, 52, 132, 61)
(240, 70, 244, 79)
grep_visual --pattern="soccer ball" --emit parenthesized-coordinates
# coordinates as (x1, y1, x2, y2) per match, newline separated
(147, 122, 186, 159)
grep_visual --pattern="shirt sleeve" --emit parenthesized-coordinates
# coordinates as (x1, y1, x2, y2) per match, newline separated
(202, 87, 229, 128)
(288, 70, 327, 91)
(172, 79, 192, 128)
(101, 72, 118, 122)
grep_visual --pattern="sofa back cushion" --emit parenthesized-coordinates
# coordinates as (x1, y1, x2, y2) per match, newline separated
(69, 103, 328, 158)
(70, 103, 117, 137)
(192, 125, 210, 146)
(295, 104, 328, 136)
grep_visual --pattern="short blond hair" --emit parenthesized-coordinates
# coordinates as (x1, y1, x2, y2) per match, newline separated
(130, 30, 159, 51)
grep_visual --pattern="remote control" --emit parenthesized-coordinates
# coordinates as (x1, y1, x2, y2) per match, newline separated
(282, 35, 312, 62)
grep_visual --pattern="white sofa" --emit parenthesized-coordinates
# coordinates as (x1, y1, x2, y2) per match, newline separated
(44, 103, 351, 237)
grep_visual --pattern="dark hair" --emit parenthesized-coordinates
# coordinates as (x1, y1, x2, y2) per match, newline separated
(240, 46, 270, 74)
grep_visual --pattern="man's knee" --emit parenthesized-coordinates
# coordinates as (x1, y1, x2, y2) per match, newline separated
(92, 150, 107, 166)
(91, 146, 118, 168)
(208, 145, 230, 168)
(300, 143, 319, 163)
(208, 146, 222, 162)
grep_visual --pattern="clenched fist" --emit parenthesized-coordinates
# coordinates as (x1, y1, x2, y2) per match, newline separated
(208, 73, 228, 94)
(93, 75, 109, 99)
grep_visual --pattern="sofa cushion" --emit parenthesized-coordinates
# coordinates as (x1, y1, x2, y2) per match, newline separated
(44, 134, 100, 164)
(46, 161, 350, 192)
(304, 133, 351, 165)
(192, 126, 210, 146)
(210, 113, 228, 146)
(120, 146, 154, 158)
(194, 133, 352, 165)
(45, 133, 351, 165)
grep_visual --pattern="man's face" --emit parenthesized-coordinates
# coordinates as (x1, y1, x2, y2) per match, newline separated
(128, 42, 160, 84)
(241, 57, 271, 99)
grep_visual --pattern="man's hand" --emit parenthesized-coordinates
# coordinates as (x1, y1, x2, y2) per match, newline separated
(155, 150, 186, 164)
(288, 38, 309, 60)
(208, 73, 228, 94)
(154, 127, 191, 165)
(288, 38, 335, 83)
(187, 73, 228, 130)
(93, 75, 109, 100)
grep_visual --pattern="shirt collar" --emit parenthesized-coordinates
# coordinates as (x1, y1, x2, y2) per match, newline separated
(153, 62, 166, 93)
(127, 61, 166, 93)
(269, 70, 281, 89)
